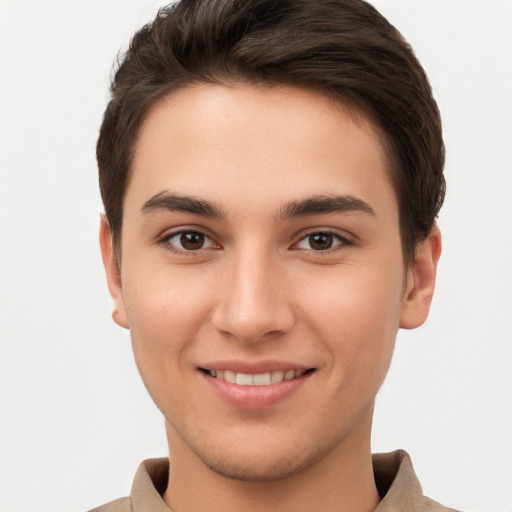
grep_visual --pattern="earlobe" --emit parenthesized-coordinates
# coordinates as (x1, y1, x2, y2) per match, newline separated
(399, 225, 442, 330)
(99, 214, 129, 329)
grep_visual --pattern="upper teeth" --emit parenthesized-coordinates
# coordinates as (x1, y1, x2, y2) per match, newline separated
(207, 369, 306, 386)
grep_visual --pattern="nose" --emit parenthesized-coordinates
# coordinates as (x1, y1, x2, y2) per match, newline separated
(211, 250, 295, 343)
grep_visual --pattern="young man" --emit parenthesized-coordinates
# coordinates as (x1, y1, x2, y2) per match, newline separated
(94, 1, 454, 511)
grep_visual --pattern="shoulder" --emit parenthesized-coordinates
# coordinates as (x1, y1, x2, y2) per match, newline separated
(87, 496, 132, 512)
(418, 496, 461, 512)
(373, 450, 461, 512)
(86, 458, 169, 512)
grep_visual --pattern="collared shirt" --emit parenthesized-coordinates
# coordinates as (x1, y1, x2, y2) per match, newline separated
(88, 450, 459, 512)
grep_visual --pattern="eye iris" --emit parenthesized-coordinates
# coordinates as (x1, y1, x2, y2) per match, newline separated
(309, 233, 333, 250)
(180, 232, 205, 250)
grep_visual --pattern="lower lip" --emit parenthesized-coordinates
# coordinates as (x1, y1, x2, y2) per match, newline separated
(201, 371, 312, 410)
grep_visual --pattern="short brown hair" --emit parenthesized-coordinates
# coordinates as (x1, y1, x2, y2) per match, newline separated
(97, 0, 445, 263)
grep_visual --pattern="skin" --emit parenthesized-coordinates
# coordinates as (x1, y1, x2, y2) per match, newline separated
(100, 83, 441, 512)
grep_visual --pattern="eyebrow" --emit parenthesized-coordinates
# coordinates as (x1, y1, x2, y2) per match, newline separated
(141, 191, 375, 221)
(141, 191, 226, 219)
(278, 194, 375, 220)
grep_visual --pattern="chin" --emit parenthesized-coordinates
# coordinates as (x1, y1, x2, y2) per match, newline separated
(199, 450, 315, 482)
(184, 428, 332, 482)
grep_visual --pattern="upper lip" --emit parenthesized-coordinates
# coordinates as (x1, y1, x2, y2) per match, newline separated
(198, 360, 313, 374)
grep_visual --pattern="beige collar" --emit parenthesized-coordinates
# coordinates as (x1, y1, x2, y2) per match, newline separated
(129, 450, 455, 512)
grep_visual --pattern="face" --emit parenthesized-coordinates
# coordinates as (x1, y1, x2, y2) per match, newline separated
(101, 83, 439, 481)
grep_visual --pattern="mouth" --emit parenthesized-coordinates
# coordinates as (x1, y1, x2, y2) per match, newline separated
(198, 361, 316, 409)
(200, 368, 314, 386)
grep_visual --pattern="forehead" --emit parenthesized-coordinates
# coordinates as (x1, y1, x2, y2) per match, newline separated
(128, 83, 396, 218)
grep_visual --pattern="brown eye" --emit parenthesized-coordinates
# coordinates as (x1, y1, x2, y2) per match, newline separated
(295, 231, 349, 251)
(308, 233, 333, 250)
(165, 231, 215, 252)
(180, 232, 205, 250)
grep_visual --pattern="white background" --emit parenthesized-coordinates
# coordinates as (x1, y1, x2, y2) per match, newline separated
(1, 1, 511, 511)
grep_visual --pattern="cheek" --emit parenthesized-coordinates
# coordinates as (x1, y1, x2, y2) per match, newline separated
(299, 263, 403, 385)
(124, 261, 214, 332)
(121, 264, 214, 385)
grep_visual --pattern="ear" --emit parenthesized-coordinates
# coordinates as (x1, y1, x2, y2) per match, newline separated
(400, 225, 442, 330)
(99, 214, 129, 329)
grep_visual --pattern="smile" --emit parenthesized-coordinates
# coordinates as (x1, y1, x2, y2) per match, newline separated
(200, 366, 315, 409)
(205, 369, 309, 386)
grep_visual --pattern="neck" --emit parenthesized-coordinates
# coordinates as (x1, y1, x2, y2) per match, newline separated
(162, 408, 380, 512)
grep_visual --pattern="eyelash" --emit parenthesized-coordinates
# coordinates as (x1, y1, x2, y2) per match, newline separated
(158, 228, 353, 255)
(159, 230, 219, 255)
(293, 229, 353, 252)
